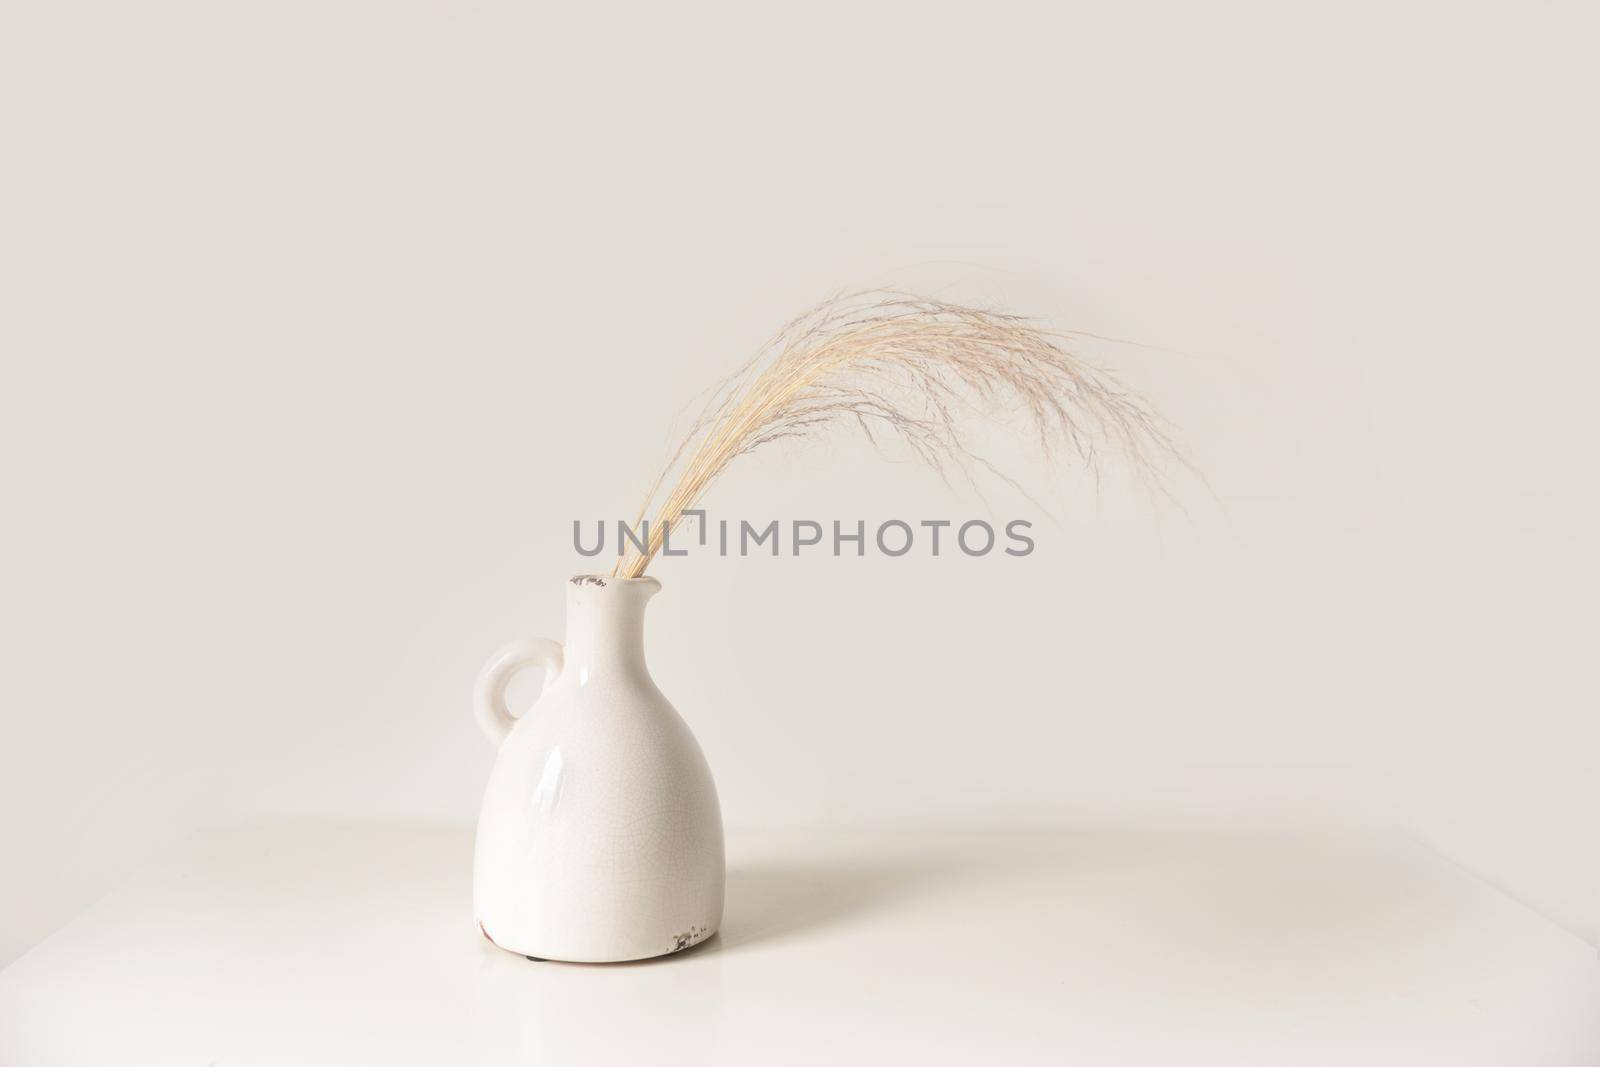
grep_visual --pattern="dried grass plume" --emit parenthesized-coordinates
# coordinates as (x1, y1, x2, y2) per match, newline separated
(613, 290, 1180, 578)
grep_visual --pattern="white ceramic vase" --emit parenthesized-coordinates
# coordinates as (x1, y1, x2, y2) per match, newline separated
(472, 575, 724, 962)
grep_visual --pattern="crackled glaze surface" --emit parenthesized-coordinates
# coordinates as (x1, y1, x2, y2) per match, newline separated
(472, 576, 724, 963)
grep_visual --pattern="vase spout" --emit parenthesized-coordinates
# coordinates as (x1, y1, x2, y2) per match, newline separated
(561, 574, 661, 678)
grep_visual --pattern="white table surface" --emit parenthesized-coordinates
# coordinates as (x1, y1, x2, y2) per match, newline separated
(2, 823, 1597, 1065)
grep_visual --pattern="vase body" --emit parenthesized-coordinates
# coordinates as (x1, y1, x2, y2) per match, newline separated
(472, 575, 724, 962)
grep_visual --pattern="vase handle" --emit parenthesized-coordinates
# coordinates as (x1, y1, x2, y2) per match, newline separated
(474, 638, 564, 746)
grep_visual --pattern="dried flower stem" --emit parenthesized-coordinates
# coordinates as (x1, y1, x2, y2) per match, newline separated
(613, 290, 1179, 577)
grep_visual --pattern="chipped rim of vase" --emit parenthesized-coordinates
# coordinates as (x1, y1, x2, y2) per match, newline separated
(568, 574, 661, 588)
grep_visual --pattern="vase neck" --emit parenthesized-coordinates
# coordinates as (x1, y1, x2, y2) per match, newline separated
(562, 576, 660, 676)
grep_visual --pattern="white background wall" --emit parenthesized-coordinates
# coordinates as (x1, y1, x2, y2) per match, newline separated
(3, 0, 1596, 966)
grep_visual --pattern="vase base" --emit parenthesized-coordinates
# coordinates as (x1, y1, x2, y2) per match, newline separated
(478, 919, 717, 964)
